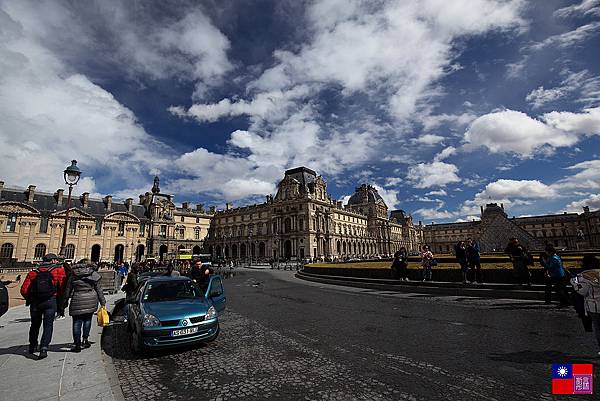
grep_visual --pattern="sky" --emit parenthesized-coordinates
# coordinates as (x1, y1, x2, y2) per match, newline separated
(1, 0, 600, 223)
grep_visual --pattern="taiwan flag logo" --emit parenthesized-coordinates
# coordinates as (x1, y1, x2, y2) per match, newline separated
(552, 364, 593, 395)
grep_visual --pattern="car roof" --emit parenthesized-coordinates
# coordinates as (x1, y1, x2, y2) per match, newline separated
(144, 276, 192, 283)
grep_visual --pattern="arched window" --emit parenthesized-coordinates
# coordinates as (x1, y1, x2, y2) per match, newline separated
(118, 222, 125, 236)
(1, 243, 14, 259)
(34, 243, 47, 260)
(5, 213, 17, 232)
(64, 244, 75, 260)
(284, 218, 292, 233)
(194, 228, 201, 240)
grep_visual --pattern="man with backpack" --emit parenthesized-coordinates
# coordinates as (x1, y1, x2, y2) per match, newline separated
(20, 253, 67, 359)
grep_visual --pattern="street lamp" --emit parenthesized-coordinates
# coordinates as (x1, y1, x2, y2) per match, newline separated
(60, 160, 81, 258)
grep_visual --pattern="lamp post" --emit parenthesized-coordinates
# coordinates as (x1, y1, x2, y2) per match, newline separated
(248, 226, 253, 267)
(59, 160, 81, 258)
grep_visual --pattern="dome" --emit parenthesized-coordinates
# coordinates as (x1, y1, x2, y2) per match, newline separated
(347, 184, 385, 206)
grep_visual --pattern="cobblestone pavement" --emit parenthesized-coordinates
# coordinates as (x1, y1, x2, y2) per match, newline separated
(103, 270, 596, 400)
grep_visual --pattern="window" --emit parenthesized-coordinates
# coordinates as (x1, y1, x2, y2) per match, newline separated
(139, 223, 145, 237)
(160, 225, 167, 236)
(179, 227, 185, 239)
(64, 244, 75, 260)
(195, 228, 200, 240)
(68, 217, 77, 235)
(34, 243, 46, 260)
(6, 213, 17, 232)
(118, 222, 125, 236)
(95, 218, 102, 235)
(0, 243, 14, 259)
(196, 217, 200, 223)
(39, 217, 48, 233)
(180, 216, 184, 222)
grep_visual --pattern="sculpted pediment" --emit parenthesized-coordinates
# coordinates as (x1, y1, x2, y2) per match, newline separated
(52, 208, 95, 220)
(0, 201, 41, 215)
(105, 212, 140, 223)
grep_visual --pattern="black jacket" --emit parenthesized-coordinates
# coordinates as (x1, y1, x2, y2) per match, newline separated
(64, 264, 106, 316)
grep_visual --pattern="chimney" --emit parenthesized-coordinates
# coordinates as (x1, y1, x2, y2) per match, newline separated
(226, 202, 232, 210)
(139, 194, 145, 204)
(209, 206, 216, 214)
(196, 203, 204, 213)
(56, 189, 64, 206)
(583, 206, 590, 213)
(480, 205, 484, 215)
(27, 185, 36, 203)
(336, 201, 342, 208)
(182, 202, 189, 210)
(104, 195, 112, 211)
(81, 192, 89, 208)
(500, 203, 504, 210)
(125, 198, 133, 212)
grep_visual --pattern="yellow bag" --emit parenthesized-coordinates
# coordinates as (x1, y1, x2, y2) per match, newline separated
(97, 306, 110, 327)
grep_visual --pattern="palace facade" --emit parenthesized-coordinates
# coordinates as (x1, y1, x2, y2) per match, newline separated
(0, 179, 213, 264)
(423, 202, 600, 253)
(204, 167, 424, 261)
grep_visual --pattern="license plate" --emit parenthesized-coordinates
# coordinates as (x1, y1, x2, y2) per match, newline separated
(171, 327, 198, 337)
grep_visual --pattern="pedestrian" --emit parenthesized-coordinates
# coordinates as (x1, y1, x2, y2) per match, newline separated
(573, 255, 600, 332)
(539, 246, 569, 307)
(391, 248, 409, 281)
(571, 267, 600, 356)
(420, 245, 434, 282)
(20, 253, 67, 359)
(504, 238, 532, 286)
(164, 262, 180, 277)
(454, 241, 468, 284)
(63, 259, 106, 352)
(56, 261, 72, 320)
(121, 263, 139, 299)
(466, 239, 482, 283)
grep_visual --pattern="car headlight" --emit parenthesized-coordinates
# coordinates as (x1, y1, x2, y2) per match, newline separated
(142, 314, 161, 327)
(205, 306, 217, 320)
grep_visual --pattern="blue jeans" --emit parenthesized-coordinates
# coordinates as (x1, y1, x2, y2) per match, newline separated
(591, 312, 600, 349)
(72, 313, 93, 345)
(29, 297, 57, 350)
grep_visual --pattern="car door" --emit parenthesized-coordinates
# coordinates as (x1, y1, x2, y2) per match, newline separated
(205, 275, 226, 313)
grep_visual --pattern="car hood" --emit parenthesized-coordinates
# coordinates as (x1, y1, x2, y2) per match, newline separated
(142, 298, 209, 320)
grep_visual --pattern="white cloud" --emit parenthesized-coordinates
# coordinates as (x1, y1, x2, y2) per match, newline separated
(420, 112, 477, 131)
(554, 0, 600, 18)
(565, 193, 600, 212)
(463, 109, 579, 157)
(474, 179, 557, 202)
(373, 184, 400, 210)
(384, 177, 402, 187)
(543, 107, 600, 135)
(407, 161, 461, 188)
(433, 146, 457, 162)
(554, 160, 600, 189)
(526, 70, 600, 109)
(529, 21, 600, 51)
(414, 134, 445, 145)
(426, 189, 448, 196)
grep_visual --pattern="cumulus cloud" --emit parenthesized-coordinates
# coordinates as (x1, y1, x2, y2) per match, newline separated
(554, 0, 600, 18)
(474, 179, 557, 202)
(426, 189, 448, 196)
(464, 110, 584, 157)
(433, 146, 457, 162)
(554, 160, 600, 189)
(407, 161, 461, 188)
(414, 134, 445, 145)
(565, 193, 600, 212)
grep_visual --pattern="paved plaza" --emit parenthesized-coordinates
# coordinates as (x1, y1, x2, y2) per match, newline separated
(101, 270, 596, 400)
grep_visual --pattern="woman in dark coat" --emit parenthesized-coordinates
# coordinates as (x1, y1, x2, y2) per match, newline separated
(63, 261, 106, 352)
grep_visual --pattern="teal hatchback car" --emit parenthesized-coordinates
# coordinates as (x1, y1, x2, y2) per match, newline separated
(127, 275, 226, 354)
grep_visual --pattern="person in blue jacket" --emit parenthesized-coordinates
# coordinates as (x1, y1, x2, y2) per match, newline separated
(540, 245, 569, 308)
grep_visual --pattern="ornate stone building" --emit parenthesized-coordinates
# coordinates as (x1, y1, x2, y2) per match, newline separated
(0, 179, 213, 265)
(423, 202, 600, 253)
(204, 167, 424, 261)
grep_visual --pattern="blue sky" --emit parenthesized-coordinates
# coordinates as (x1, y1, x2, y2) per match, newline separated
(1, 0, 600, 223)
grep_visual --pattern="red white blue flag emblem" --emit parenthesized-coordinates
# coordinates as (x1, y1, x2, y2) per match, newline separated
(552, 364, 593, 395)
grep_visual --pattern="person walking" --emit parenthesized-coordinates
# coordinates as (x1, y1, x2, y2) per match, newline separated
(466, 239, 482, 283)
(571, 267, 600, 356)
(56, 261, 72, 320)
(63, 260, 106, 352)
(454, 241, 468, 284)
(391, 248, 409, 281)
(573, 255, 599, 332)
(505, 238, 532, 286)
(20, 253, 67, 359)
(540, 246, 569, 307)
(421, 245, 434, 282)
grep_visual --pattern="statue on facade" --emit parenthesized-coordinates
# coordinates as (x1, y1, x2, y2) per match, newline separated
(152, 176, 160, 194)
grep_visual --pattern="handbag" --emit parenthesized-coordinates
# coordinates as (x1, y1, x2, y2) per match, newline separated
(97, 306, 110, 327)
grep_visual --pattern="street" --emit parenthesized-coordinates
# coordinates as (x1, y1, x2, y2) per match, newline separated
(103, 270, 597, 401)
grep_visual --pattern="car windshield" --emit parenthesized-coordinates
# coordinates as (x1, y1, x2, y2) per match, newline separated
(143, 280, 202, 303)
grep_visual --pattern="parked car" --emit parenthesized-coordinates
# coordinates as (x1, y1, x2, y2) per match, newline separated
(127, 275, 226, 354)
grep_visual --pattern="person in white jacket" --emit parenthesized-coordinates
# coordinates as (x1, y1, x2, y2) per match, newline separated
(571, 269, 600, 355)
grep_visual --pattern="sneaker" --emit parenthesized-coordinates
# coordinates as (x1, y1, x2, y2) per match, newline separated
(82, 339, 91, 349)
(71, 344, 81, 353)
(38, 350, 48, 360)
(56, 315, 66, 321)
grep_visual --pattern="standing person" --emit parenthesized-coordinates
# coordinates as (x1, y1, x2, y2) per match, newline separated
(573, 255, 599, 332)
(121, 263, 139, 299)
(455, 241, 468, 284)
(20, 253, 67, 359)
(164, 263, 180, 277)
(56, 261, 72, 320)
(421, 245, 434, 282)
(190, 258, 214, 291)
(505, 238, 532, 286)
(466, 239, 482, 284)
(540, 246, 569, 308)
(63, 260, 106, 352)
(571, 268, 600, 356)
(390, 248, 408, 281)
